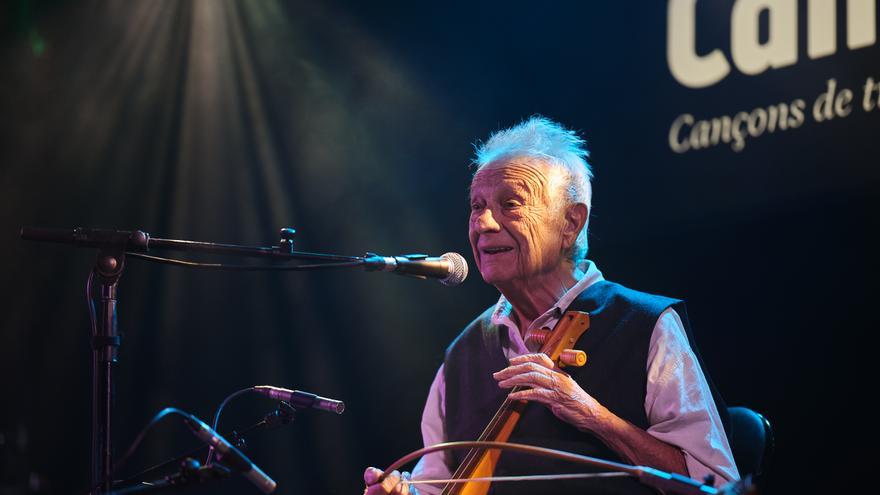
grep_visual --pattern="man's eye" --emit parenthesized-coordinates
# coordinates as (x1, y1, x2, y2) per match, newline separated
(470, 202, 483, 211)
(504, 200, 521, 208)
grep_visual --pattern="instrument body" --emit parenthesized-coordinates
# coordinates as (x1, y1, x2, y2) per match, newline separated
(441, 311, 591, 495)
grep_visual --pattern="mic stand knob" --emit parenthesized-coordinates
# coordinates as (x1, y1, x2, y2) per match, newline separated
(278, 228, 296, 255)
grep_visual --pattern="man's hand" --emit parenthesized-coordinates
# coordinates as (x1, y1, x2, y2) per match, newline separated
(363, 467, 412, 495)
(493, 353, 609, 432)
(493, 352, 689, 476)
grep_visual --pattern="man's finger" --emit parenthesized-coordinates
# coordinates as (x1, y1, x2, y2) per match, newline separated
(509, 353, 555, 369)
(396, 471, 412, 495)
(493, 361, 549, 380)
(364, 467, 384, 485)
(497, 370, 554, 390)
(381, 470, 402, 493)
(508, 387, 554, 404)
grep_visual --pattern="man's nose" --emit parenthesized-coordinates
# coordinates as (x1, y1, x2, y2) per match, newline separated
(474, 208, 501, 233)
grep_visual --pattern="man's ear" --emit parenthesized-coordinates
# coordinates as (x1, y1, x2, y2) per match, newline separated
(562, 202, 589, 248)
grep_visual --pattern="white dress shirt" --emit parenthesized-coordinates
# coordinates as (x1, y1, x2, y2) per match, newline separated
(411, 260, 739, 494)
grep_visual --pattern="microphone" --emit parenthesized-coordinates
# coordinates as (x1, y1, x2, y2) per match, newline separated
(254, 386, 345, 414)
(185, 416, 277, 493)
(363, 252, 468, 286)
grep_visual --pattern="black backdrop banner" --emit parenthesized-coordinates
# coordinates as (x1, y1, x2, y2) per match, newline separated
(1, 1, 876, 494)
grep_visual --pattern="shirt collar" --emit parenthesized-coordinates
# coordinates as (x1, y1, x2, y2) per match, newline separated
(489, 259, 605, 333)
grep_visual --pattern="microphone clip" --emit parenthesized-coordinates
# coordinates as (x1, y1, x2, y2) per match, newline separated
(263, 401, 297, 429)
(174, 457, 233, 485)
(363, 253, 433, 280)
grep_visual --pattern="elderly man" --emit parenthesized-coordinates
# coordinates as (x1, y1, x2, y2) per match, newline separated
(364, 116, 738, 495)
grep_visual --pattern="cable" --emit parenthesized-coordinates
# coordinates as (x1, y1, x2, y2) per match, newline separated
(78, 407, 191, 495)
(77, 385, 276, 491)
(126, 252, 364, 271)
(111, 444, 209, 490)
(110, 409, 283, 490)
(204, 387, 256, 465)
(86, 269, 97, 338)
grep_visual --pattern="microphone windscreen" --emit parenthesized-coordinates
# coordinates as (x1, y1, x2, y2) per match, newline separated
(440, 252, 468, 286)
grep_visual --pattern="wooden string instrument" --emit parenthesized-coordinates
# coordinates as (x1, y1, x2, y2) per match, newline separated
(440, 311, 591, 495)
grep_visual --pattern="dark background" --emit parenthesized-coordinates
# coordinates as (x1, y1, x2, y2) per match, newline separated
(1, 1, 876, 494)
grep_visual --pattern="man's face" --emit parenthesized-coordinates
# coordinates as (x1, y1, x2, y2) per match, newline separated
(468, 158, 568, 287)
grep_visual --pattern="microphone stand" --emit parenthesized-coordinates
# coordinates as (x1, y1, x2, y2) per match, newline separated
(20, 226, 359, 494)
(90, 230, 146, 494)
(113, 401, 298, 492)
(107, 458, 232, 494)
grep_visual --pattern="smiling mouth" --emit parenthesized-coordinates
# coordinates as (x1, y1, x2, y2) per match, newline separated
(482, 247, 513, 255)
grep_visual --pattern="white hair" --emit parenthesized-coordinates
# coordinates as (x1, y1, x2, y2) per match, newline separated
(472, 115, 593, 260)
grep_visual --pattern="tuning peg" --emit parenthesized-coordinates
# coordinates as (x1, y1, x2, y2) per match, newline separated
(558, 349, 587, 368)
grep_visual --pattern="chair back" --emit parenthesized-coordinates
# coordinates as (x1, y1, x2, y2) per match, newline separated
(727, 406, 773, 479)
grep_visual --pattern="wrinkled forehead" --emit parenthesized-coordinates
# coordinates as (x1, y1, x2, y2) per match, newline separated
(469, 157, 557, 201)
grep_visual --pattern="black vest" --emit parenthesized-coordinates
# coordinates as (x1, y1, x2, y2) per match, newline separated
(443, 280, 729, 495)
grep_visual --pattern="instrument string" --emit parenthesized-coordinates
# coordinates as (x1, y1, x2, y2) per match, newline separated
(403, 471, 631, 486)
